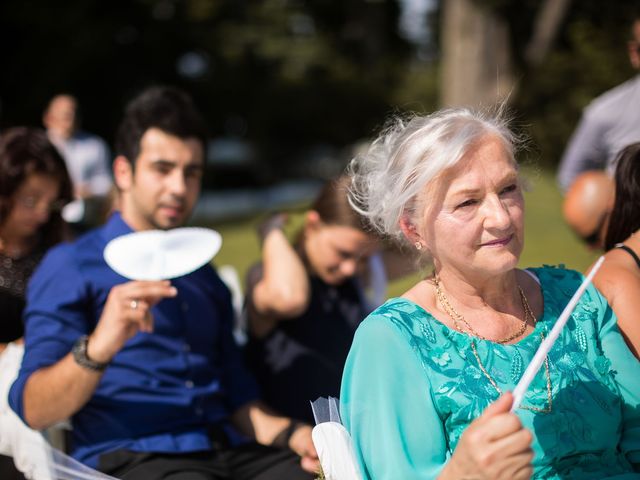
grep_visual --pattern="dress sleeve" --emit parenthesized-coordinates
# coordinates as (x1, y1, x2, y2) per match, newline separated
(593, 285, 640, 469)
(340, 313, 448, 479)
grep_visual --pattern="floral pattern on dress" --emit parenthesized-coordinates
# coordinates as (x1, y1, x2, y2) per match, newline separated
(375, 266, 636, 478)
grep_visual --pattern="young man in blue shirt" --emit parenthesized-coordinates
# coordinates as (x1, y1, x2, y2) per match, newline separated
(9, 86, 318, 479)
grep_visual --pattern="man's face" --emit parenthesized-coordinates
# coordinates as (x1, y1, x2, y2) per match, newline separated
(44, 96, 77, 139)
(628, 20, 640, 69)
(117, 128, 204, 231)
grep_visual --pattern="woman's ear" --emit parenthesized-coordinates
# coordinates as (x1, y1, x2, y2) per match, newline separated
(305, 210, 322, 231)
(399, 215, 424, 249)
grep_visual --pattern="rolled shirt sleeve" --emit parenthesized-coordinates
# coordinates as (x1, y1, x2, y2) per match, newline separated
(9, 244, 92, 421)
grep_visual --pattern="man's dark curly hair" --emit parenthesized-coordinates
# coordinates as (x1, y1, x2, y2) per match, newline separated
(115, 86, 208, 166)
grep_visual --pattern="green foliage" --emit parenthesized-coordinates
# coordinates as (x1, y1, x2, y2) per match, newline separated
(509, 1, 638, 167)
(1, 0, 435, 177)
(1, 0, 635, 175)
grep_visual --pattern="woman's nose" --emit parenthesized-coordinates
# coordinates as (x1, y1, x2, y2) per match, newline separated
(340, 259, 357, 277)
(483, 195, 511, 229)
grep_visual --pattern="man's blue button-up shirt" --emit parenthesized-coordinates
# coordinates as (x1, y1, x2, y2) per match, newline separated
(9, 213, 259, 468)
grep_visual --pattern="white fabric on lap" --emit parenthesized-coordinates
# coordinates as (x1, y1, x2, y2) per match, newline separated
(0, 344, 118, 480)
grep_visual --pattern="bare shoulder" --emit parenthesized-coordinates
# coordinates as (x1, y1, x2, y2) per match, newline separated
(593, 250, 640, 302)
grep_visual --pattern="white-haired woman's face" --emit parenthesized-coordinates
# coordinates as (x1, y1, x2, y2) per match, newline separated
(423, 135, 524, 279)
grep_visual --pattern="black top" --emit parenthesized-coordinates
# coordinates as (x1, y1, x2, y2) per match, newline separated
(0, 250, 44, 343)
(615, 243, 640, 269)
(245, 271, 369, 423)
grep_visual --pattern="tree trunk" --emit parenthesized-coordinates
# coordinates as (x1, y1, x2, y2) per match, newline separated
(525, 0, 572, 66)
(440, 0, 514, 108)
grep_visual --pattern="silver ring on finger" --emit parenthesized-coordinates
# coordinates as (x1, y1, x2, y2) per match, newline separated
(130, 299, 139, 310)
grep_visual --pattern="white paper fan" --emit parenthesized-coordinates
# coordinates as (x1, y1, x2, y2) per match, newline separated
(104, 227, 222, 280)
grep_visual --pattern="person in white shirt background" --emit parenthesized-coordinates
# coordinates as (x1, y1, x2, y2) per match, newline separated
(43, 93, 112, 231)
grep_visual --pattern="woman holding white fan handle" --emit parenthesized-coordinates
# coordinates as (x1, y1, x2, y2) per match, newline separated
(340, 108, 640, 479)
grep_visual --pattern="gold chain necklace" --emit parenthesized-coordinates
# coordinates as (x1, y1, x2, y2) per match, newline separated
(433, 275, 553, 413)
(433, 274, 528, 344)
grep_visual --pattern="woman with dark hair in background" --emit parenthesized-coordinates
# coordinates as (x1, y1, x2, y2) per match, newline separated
(0, 127, 73, 349)
(244, 175, 380, 424)
(0, 127, 72, 479)
(592, 142, 640, 359)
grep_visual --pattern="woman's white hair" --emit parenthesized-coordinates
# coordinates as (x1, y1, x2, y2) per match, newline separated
(348, 107, 520, 244)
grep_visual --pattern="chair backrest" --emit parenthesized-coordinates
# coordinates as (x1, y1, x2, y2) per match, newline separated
(217, 264, 247, 345)
(312, 422, 363, 480)
(310, 397, 362, 480)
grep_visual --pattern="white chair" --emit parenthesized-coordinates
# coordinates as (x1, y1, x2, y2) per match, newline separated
(0, 343, 118, 480)
(217, 264, 248, 346)
(310, 397, 362, 480)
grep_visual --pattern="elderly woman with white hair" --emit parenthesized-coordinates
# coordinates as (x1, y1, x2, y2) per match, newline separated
(340, 108, 640, 479)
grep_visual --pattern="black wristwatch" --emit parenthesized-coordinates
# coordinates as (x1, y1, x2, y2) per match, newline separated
(72, 335, 109, 372)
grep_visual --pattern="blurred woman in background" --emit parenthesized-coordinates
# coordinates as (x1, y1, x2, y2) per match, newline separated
(0, 127, 72, 351)
(0, 127, 72, 479)
(244, 175, 379, 424)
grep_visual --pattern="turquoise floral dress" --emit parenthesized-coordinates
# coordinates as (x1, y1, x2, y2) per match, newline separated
(340, 267, 640, 479)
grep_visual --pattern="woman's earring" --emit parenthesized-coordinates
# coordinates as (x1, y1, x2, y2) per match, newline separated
(415, 241, 423, 251)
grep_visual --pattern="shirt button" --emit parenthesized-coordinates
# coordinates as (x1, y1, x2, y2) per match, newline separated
(181, 302, 189, 312)
(195, 408, 204, 416)
(183, 343, 191, 352)
(185, 380, 194, 388)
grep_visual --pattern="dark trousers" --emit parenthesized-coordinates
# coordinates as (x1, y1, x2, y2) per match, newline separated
(98, 444, 315, 480)
(0, 454, 26, 480)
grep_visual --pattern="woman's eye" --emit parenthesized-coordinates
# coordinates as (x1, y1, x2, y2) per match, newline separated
(456, 199, 477, 209)
(500, 184, 517, 195)
(338, 250, 352, 260)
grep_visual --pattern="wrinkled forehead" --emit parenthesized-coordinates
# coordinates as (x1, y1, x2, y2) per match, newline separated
(414, 136, 518, 217)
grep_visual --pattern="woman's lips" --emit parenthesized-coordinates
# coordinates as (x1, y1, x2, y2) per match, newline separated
(480, 234, 513, 247)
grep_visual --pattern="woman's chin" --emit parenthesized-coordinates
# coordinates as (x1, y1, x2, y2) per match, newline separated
(320, 272, 348, 286)
(478, 250, 521, 276)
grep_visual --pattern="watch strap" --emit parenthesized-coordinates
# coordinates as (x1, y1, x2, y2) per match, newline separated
(72, 335, 109, 372)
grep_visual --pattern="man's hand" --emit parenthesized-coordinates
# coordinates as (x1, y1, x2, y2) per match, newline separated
(87, 280, 177, 363)
(288, 423, 320, 474)
(23, 280, 176, 430)
(230, 401, 320, 474)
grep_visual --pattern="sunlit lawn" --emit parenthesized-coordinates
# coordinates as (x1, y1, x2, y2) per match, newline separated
(206, 166, 599, 299)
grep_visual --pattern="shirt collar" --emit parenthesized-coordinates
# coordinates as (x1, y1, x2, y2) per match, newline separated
(100, 211, 135, 243)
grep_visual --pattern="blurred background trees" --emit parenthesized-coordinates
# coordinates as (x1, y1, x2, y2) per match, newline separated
(1, 0, 637, 183)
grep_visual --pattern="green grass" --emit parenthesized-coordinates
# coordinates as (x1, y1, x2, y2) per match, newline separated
(206, 167, 599, 299)
(519, 166, 598, 271)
